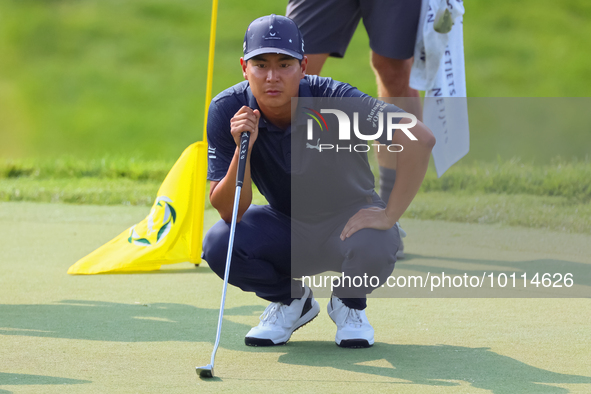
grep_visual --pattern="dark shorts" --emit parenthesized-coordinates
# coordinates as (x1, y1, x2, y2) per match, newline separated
(286, 0, 421, 59)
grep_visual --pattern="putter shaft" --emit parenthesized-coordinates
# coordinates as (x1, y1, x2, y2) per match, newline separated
(197, 132, 250, 378)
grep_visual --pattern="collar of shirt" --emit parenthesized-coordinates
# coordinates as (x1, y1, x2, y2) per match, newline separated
(245, 77, 313, 134)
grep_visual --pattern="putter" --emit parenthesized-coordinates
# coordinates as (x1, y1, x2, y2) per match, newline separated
(197, 131, 250, 378)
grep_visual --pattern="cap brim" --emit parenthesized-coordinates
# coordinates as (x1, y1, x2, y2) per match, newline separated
(244, 47, 303, 61)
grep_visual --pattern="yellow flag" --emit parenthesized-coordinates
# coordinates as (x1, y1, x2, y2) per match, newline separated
(68, 142, 208, 274)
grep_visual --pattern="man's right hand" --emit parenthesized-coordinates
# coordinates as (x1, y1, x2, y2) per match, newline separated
(230, 106, 260, 150)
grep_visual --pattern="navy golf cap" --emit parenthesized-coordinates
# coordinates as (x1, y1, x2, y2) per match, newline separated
(243, 14, 304, 61)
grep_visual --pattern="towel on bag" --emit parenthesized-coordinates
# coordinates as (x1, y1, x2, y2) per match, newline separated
(411, 0, 470, 177)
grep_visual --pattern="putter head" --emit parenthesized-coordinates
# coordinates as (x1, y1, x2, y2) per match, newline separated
(196, 364, 214, 378)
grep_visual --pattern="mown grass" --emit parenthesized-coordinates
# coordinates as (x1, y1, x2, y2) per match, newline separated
(2, 158, 590, 233)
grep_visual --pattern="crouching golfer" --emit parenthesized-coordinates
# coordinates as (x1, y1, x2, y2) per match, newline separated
(202, 14, 434, 348)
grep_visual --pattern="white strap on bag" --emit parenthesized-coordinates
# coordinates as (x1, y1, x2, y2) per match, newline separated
(411, 0, 469, 177)
(410, 0, 465, 92)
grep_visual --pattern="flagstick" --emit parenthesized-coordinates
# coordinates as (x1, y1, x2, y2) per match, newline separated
(202, 0, 218, 141)
(190, 0, 218, 264)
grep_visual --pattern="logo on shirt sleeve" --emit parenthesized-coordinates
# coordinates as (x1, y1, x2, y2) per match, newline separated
(208, 147, 216, 159)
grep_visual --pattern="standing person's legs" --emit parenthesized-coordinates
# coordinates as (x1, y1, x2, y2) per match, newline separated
(360, 0, 423, 261)
(371, 53, 422, 204)
(305, 54, 329, 75)
(287, 0, 360, 75)
(371, 53, 422, 120)
(360, 0, 423, 205)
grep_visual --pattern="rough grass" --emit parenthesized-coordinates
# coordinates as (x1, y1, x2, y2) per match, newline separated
(3, 157, 590, 200)
(0, 156, 173, 181)
(2, 158, 590, 234)
(420, 159, 591, 203)
(406, 192, 591, 234)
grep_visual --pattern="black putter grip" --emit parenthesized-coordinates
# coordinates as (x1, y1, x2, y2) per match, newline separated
(236, 131, 250, 187)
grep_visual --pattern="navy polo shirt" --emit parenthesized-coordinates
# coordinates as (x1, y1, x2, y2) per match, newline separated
(206, 75, 401, 218)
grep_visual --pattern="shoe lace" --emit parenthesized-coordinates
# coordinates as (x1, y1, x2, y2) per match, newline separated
(259, 302, 285, 325)
(344, 308, 363, 327)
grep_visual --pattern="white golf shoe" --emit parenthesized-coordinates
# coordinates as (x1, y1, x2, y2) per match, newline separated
(327, 295, 374, 348)
(245, 285, 320, 346)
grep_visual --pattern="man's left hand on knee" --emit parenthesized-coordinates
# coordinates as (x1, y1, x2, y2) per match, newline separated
(340, 207, 397, 241)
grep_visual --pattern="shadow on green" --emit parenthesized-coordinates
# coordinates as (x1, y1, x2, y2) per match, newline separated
(0, 372, 90, 388)
(245, 341, 591, 394)
(0, 300, 260, 343)
(1, 300, 590, 392)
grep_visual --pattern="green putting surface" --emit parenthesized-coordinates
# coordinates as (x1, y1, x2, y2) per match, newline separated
(1, 202, 590, 393)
